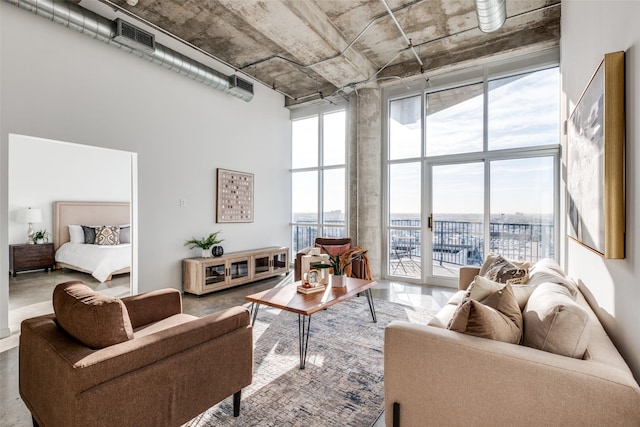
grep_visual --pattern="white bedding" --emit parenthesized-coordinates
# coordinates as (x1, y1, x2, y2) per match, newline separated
(55, 242, 131, 282)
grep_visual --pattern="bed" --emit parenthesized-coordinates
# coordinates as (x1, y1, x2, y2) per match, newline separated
(53, 201, 131, 282)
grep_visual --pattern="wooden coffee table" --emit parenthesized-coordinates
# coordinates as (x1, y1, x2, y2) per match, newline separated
(245, 277, 377, 369)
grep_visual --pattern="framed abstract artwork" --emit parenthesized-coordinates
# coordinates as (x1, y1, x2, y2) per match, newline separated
(216, 168, 254, 223)
(567, 51, 625, 258)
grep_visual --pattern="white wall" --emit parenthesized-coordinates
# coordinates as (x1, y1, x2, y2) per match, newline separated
(561, 0, 640, 379)
(8, 134, 132, 244)
(0, 3, 291, 336)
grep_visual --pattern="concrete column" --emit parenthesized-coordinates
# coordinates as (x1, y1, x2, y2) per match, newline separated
(350, 88, 382, 279)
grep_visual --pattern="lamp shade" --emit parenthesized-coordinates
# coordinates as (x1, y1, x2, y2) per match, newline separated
(475, 0, 506, 33)
(17, 208, 43, 224)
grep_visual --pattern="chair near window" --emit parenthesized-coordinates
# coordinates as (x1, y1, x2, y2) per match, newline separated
(390, 236, 419, 275)
(294, 237, 367, 281)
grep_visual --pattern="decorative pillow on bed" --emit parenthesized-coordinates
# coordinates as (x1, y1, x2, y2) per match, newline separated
(82, 225, 96, 244)
(53, 281, 134, 349)
(68, 225, 85, 244)
(94, 225, 120, 246)
(119, 224, 131, 244)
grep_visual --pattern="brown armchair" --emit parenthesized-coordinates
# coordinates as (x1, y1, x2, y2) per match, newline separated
(294, 237, 367, 281)
(19, 281, 252, 427)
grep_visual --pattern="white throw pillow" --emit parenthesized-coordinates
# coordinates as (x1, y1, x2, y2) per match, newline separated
(467, 275, 535, 311)
(68, 225, 84, 244)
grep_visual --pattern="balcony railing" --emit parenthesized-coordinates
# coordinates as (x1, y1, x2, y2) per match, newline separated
(292, 219, 554, 271)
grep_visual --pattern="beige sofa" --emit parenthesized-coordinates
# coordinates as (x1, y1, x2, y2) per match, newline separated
(384, 260, 640, 426)
(20, 281, 253, 427)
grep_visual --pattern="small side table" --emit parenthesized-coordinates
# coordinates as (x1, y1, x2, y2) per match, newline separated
(9, 243, 55, 277)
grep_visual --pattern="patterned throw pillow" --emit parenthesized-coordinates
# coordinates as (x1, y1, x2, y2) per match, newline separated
(483, 255, 529, 285)
(94, 225, 120, 246)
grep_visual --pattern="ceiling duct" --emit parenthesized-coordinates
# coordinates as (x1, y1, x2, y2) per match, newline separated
(474, 0, 507, 33)
(7, 0, 254, 102)
(114, 18, 155, 54)
(228, 75, 254, 99)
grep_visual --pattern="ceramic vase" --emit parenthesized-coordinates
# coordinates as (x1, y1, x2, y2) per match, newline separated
(330, 274, 345, 288)
(212, 246, 224, 257)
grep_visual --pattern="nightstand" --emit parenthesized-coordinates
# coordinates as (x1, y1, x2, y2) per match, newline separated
(9, 243, 55, 277)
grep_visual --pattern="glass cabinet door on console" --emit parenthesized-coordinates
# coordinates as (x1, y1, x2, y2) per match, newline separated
(228, 257, 251, 286)
(253, 254, 271, 279)
(272, 250, 289, 274)
(205, 264, 226, 287)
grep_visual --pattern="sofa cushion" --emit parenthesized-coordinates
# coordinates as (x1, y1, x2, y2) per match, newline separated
(527, 258, 578, 296)
(448, 284, 522, 344)
(53, 281, 134, 349)
(468, 275, 536, 311)
(522, 282, 590, 358)
(481, 254, 529, 285)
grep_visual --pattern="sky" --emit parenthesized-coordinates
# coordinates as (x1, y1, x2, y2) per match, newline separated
(389, 67, 558, 216)
(292, 67, 559, 219)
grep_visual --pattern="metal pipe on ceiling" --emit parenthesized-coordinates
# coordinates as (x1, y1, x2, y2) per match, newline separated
(475, 0, 507, 33)
(379, 0, 424, 67)
(7, 0, 254, 101)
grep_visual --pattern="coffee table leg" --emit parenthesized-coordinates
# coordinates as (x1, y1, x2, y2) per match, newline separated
(250, 303, 260, 326)
(298, 314, 312, 370)
(365, 288, 377, 323)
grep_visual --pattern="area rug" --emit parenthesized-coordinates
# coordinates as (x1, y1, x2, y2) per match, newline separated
(185, 297, 437, 427)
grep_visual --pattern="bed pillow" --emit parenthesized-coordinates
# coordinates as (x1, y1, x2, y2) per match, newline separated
(94, 225, 120, 246)
(448, 284, 523, 344)
(82, 225, 96, 244)
(68, 225, 85, 244)
(53, 281, 134, 349)
(119, 224, 131, 244)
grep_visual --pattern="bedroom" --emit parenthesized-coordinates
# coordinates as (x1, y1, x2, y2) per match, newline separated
(7, 135, 134, 329)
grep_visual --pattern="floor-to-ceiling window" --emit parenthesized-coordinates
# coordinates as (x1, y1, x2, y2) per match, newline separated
(385, 54, 560, 286)
(291, 109, 347, 258)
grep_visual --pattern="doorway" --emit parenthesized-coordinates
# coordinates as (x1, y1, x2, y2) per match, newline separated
(2, 134, 137, 340)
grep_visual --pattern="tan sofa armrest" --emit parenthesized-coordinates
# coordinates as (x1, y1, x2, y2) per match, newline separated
(384, 322, 640, 426)
(458, 266, 480, 290)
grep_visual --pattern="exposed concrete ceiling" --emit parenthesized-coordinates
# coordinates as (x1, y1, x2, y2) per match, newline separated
(96, 0, 560, 107)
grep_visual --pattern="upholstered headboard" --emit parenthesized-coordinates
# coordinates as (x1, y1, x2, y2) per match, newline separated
(53, 201, 130, 251)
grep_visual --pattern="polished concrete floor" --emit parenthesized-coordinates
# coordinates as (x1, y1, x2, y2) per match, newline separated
(1, 269, 455, 427)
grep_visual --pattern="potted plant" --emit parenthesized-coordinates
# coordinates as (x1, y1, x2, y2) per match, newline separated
(184, 231, 224, 258)
(32, 229, 50, 244)
(321, 245, 367, 287)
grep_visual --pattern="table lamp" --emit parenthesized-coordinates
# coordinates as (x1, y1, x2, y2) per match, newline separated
(17, 207, 43, 244)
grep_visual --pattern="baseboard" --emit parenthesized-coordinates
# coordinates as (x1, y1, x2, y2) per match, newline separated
(0, 327, 10, 339)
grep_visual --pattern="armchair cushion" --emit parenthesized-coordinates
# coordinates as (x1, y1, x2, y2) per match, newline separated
(53, 281, 134, 349)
